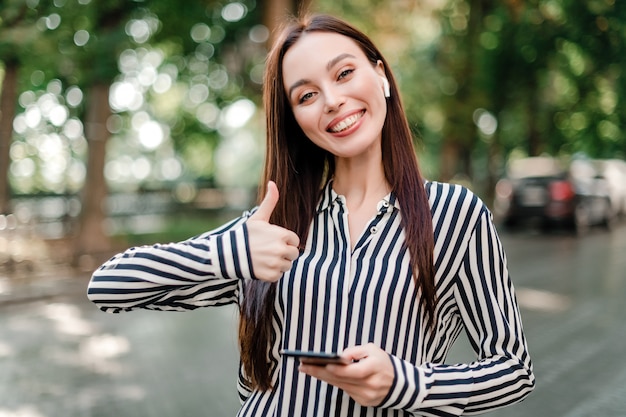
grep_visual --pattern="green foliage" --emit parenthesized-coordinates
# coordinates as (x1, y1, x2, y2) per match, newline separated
(2, 0, 269, 196)
(2, 0, 626, 198)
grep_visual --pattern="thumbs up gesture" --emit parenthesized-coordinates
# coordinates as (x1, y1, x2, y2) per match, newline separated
(246, 181, 301, 282)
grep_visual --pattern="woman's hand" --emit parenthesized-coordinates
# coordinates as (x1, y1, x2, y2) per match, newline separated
(299, 343, 395, 407)
(246, 181, 300, 282)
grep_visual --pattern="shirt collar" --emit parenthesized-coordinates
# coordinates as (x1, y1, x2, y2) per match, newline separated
(316, 181, 337, 213)
(316, 180, 399, 214)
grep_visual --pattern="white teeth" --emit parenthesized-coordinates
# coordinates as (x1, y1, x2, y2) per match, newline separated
(330, 112, 363, 133)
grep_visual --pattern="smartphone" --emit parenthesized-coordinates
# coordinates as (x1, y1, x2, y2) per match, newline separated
(280, 349, 351, 366)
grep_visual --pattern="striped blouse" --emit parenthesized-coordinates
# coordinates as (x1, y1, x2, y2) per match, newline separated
(87, 181, 535, 416)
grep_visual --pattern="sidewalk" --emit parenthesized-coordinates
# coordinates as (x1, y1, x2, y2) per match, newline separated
(0, 227, 115, 307)
(0, 265, 242, 417)
(0, 265, 90, 307)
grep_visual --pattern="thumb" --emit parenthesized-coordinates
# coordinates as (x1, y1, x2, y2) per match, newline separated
(250, 181, 279, 222)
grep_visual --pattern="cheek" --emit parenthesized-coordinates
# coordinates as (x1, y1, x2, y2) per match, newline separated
(293, 111, 327, 149)
(293, 107, 321, 134)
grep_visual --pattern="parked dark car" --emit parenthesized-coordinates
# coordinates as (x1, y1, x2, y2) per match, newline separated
(494, 156, 614, 232)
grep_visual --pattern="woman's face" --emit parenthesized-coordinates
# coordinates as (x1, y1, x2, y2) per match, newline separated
(282, 32, 388, 160)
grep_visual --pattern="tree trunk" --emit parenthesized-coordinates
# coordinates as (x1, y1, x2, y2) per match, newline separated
(262, 0, 312, 43)
(0, 61, 19, 214)
(440, 141, 462, 182)
(439, 0, 487, 184)
(72, 82, 111, 268)
(527, 81, 542, 156)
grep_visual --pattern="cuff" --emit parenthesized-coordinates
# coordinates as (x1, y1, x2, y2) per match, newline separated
(211, 222, 255, 280)
(378, 354, 429, 411)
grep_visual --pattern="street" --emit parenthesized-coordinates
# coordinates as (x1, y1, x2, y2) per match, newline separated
(1, 223, 626, 416)
(450, 223, 626, 416)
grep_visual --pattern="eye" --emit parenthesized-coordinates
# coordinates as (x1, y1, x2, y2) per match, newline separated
(338, 68, 354, 80)
(298, 91, 315, 104)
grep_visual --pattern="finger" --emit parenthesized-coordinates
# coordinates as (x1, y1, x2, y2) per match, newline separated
(283, 242, 301, 261)
(277, 258, 295, 274)
(300, 361, 356, 377)
(300, 364, 365, 390)
(250, 181, 279, 222)
(342, 345, 371, 361)
(283, 230, 300, 248)
(326, 362, 371, 380)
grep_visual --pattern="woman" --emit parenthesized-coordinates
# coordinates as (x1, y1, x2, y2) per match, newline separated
(88, 13, 535, 416)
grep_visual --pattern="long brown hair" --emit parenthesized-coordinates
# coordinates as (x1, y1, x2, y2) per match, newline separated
(238, 13, 435, 391)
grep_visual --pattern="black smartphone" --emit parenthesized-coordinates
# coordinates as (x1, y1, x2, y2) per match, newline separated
(280, 349, 351, 366)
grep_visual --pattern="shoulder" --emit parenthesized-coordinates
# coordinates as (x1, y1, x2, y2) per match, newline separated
(424, 180, 490, 225)
(424, 181, 488, 212)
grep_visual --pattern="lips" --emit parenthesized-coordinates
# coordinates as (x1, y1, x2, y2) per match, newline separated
(327, 110, 365, 133)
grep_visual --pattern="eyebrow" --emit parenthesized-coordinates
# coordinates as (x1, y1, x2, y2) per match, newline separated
(287, 79, 311, 100)
(326, 53, 356, 71)
(287, 53, 357, 100)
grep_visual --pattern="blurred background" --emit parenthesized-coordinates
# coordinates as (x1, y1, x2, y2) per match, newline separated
(1, 0, 626, 416)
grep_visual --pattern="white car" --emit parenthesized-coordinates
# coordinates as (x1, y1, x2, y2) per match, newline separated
(593, 159, 626, 217)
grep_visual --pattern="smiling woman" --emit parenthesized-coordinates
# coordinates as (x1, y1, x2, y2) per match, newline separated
(282, 32, 388, 162)
(87, 13, 535, 417)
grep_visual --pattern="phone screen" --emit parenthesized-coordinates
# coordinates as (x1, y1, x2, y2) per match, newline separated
(280, 349, 350, 366)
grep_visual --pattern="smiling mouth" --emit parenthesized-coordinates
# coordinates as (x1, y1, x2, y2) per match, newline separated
(328, 111, 365, 133)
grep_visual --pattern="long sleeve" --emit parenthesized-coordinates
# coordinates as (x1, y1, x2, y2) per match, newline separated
(87, 214, 255, 313)
(379, 207, 535, 415)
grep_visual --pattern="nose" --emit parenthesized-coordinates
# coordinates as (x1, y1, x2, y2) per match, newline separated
(323, 85, 345, 113)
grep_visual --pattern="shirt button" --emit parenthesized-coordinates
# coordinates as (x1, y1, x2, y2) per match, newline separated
(382, 200, 390, 208)
(370, 226, 378, 234)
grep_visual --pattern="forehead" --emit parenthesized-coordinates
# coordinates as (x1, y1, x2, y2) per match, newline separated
(282, 32, 367, 80)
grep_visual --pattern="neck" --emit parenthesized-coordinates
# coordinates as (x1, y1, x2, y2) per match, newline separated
(332, 157, 390, 203)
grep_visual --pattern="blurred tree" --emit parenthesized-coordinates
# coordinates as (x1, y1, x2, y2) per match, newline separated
(261, 0, 306, 42)
(1, 0, 625, 256)
(546, 0, 626, 159)
(141, 0, 265, 184)
(59, 1, 138, 265)
(0, 1, 43, 214)
(0, 38, 19, 215)
(435, 0, 493, 182)
(138, 0, 310, 190)
(473, 0, 562, 195)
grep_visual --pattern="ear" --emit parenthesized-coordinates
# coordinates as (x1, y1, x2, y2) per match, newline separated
(375, 60, 386, 76)
(376, 60, 390, 98)
(381, 76, 390, 98)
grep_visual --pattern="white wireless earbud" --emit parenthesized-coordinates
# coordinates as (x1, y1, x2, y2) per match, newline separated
(381, 77, 390, 98)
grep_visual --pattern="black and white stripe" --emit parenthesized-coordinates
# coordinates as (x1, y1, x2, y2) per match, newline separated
(88, 181, 535, 416)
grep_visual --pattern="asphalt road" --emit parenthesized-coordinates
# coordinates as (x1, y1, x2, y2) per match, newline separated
(1, 222, 626, 416)
(476, 222, 626, 417)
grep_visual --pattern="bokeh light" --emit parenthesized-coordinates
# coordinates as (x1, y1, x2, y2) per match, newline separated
(221, 3, 247, 22)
